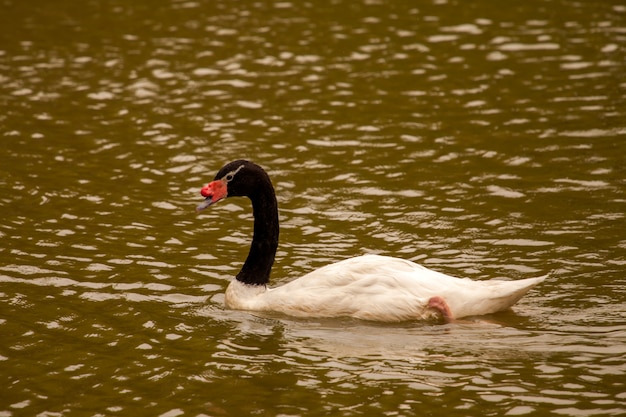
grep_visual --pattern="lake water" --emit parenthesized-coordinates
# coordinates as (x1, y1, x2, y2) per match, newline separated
(1, 0, 625, 416)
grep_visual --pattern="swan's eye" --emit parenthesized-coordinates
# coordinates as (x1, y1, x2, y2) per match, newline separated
(223, 164, 245, 183)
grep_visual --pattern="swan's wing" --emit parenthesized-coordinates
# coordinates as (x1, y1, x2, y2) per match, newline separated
(258, 255, 449, 320)
(276, 254, 487, 295)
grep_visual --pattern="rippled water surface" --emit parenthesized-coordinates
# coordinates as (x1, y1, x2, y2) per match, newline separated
(1, 0, 625, 415)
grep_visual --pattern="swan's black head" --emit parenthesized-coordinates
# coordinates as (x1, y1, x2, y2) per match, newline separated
(196, 160, 272, 211)
(196, 160, 279, 286)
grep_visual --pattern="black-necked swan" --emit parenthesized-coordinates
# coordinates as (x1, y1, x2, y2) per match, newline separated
(196, 160, 546, 322)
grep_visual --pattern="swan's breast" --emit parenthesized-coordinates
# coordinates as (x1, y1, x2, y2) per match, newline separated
(224, 280, 267, 310)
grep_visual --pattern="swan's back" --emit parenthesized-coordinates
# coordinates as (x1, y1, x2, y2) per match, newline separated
(225, 254, 546, 321)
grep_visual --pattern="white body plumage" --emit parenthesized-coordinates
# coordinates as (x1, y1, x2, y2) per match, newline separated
(225, 254, 546, 322)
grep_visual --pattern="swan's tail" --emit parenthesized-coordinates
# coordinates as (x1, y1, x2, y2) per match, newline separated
(496, 273, 548, 303)
(451, 273, 549, 318)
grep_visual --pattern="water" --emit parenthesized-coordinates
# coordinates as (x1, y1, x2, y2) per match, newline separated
(1, 0, 625, 415)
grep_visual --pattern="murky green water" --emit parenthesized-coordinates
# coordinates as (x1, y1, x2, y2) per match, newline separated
(1, 0, 625, 415)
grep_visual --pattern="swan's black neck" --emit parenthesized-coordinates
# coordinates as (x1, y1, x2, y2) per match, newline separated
(235, 180, 279, 286)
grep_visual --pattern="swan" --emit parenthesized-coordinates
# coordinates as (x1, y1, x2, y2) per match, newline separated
(196, 160, 546, 322)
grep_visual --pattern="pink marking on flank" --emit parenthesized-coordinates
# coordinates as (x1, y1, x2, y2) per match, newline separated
(427, 296, 453, 322)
